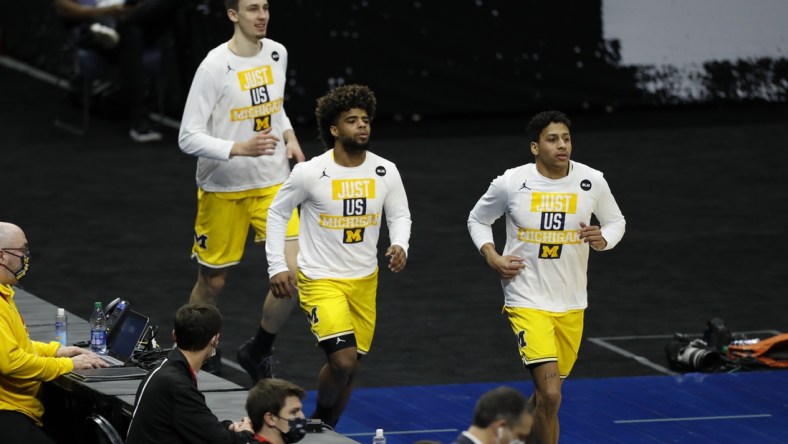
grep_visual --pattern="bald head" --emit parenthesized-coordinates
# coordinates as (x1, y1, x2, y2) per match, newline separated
(0, 222, 28, 285)
(0, 222, 23, 244)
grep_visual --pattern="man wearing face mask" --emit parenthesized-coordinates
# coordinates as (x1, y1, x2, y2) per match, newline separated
(0, 221, 108, 444)
(244, 378, 307, 444)
(126, 303, 255, 444)
(451, 386, 533, 444)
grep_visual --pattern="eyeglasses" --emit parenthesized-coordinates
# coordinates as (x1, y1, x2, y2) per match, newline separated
(1, 247, 30, 257)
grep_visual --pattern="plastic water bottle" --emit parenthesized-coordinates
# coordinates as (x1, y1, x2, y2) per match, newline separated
(90, 301, 107, 354)
(372, 429, 386, 444)
(55, 308, 68, 346)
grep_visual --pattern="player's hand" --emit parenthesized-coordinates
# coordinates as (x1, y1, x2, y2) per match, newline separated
(71, 353, 110, 370)
(385, 245, 407, 273)
(579, 222, 607, 251)
(270, 271, 297, 298)
(489, 255, 525, 279)
(231, 128, 280, 157)
(286, 137, 305, 163)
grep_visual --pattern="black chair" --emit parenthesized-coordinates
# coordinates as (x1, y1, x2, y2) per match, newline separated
(86, 413, 125, 444)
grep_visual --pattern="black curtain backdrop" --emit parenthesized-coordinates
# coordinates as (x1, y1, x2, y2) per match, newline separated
(4, 0, 783, 128)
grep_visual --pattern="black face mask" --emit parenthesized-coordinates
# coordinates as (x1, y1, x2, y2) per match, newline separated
(2, 250, 29, 281)
(277, 417, 306, 444)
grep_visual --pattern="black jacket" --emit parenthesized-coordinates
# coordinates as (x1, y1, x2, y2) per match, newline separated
(125, 347, 254, 444)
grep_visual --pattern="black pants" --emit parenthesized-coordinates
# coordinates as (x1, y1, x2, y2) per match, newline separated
(117, 0, 182, 124)
(75, 0, 183, 125)
(0, 410, 56, 444)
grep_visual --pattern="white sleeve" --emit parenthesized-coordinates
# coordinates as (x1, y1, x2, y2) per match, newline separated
(178, 65, 234, 160)
(467, 175, 508, 253)
(266, 167, 305, 277)
(594, 176, 626, 251)
(383, 167, 412, 255)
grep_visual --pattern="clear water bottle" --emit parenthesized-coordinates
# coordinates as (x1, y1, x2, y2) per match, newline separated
(372, 429, 386, 444)
(55, 308, 68, 346)
(90, 301, 107, 354)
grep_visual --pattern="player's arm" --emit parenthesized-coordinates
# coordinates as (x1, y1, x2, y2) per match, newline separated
(266, 166, 305, 297)
(479, 243, 524, 279)
(383, 166, 411, 273)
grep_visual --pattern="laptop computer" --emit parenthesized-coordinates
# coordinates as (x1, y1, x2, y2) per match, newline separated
(100, 309, 149, 366)
(70, 310, 150, 380)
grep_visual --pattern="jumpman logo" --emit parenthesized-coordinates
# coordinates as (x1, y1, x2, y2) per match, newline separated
(519, 180, 531, 190)
(226, 63, 235, 74)
(319, 168, 331, 179)
(335, 337, 346, 345)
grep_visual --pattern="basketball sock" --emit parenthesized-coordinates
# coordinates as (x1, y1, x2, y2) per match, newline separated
(252, 326, 276, 356)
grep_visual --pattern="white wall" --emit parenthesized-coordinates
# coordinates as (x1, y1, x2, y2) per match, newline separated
(603, 0, 788, 66)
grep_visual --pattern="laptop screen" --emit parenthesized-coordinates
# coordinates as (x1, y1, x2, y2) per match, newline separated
(108, 310, 149, 362)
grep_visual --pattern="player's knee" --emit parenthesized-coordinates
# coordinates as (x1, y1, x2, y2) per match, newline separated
(535, 387, 562, 414)
(321, 334, 359, 374)
(197, 267, 227, 292)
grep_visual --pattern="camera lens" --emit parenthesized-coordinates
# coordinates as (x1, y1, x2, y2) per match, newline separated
(678, 342, 720, 372)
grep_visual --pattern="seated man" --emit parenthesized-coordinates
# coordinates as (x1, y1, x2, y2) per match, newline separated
(245, 378, 308, 444)
(125, 303, 255, 444)
(451, 386, 533, 444)
(54, 0, 182, 142)
(0, 221, 108, 444)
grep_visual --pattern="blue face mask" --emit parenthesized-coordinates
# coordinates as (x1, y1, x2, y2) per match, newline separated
(2, 250, 29, 281)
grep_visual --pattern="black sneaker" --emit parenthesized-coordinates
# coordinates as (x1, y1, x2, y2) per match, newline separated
(237, 339, 275, 385)
(202, 347, 223, 375)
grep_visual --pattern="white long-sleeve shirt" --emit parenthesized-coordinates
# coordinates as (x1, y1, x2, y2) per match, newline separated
(266, 150, 412, 279)
(178, 39, 294, 192)
(468, 161, 625, 312)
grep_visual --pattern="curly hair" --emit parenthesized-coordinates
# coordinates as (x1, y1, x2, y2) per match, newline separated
(315, 84, 377, 150)
(526, 110, 571, 143)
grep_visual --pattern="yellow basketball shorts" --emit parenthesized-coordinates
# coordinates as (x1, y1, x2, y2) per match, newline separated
(504, 306, 585, 378)
(297, 269, 379, 354)
(192, 185, 299, 267)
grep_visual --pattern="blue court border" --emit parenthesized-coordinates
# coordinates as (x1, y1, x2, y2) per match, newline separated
(308, 370, 788, 444)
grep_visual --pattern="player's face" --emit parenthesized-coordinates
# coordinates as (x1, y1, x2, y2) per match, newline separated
(231, 0, 270, 41)
(332, 108, 371, 153)
(531, 122, 571, 175)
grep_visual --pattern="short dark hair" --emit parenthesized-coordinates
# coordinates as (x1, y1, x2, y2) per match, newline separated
(224, 0, 239, 10)
(173, 303, 222, 351)
(471, 386, 530, 428)
(246, 378, 306, 432)
(526, 110, 571, 143)
(315, 84, 377, 150)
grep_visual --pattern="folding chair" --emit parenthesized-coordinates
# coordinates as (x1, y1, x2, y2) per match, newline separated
(86, 413, 125, 444)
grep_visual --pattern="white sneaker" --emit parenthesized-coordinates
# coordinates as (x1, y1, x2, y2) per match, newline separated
(129, 127, 163, 143)
(89, 23, 120, 49)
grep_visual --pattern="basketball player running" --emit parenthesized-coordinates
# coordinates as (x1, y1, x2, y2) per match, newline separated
(467, 110, 626, 444)
(265, 84, 412, 427)
(178, 0, 303, 383)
